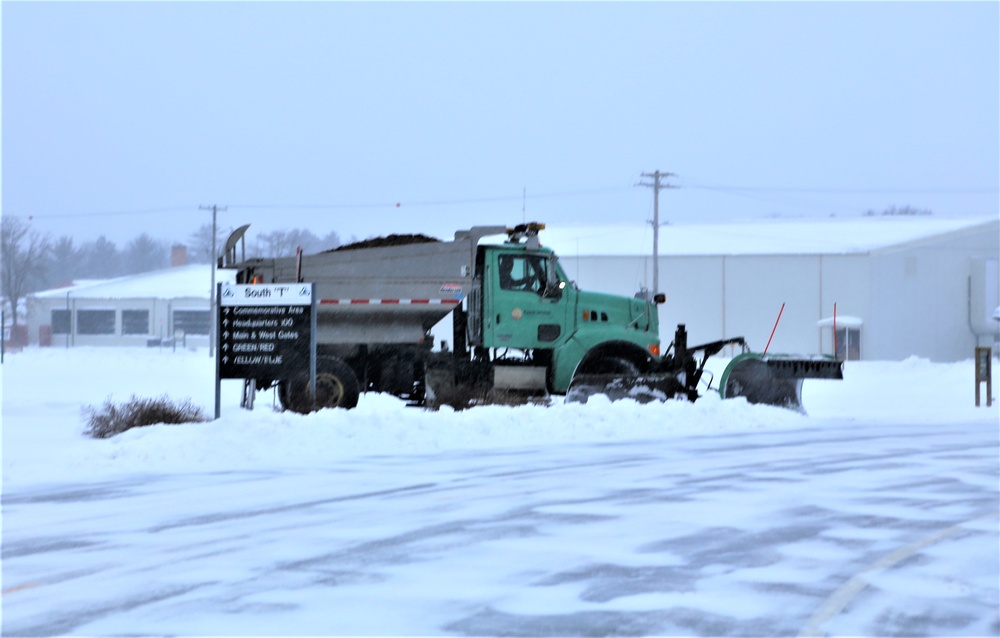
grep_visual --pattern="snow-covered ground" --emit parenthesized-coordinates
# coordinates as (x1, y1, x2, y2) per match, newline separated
(2, 347, 998, 636)
(3, 348, 996, 484)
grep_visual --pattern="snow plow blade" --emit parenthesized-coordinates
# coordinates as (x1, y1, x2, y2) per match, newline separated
(564, 373, 689, 405)
(719, 353, 843, 412)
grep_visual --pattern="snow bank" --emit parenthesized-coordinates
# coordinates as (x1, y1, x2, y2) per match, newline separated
(3, 347, 997, 486)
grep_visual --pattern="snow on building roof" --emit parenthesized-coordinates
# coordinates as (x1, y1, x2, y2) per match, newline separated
(817, 315, 864, 328)
(31, 264, 236, 300)
(538, 216, 997, 257)
(29, 279, 112, 297)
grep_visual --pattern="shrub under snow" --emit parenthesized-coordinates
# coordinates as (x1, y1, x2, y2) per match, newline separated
(83, 395, 207, 439)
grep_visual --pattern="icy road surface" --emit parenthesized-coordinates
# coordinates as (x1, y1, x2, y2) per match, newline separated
(2, 348, 998, 636)
(4, 421, 997, 636)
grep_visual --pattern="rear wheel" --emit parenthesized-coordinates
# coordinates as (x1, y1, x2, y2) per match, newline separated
(280, 355, 361, 413)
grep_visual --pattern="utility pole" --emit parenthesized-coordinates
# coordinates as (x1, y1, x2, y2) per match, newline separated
(637, 171, 674, 296)
(200, 204, 227, 357)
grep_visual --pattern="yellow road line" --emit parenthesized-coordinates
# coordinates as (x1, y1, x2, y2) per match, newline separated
(798, 512, 1000, 637)
(2, 582, 43, 594)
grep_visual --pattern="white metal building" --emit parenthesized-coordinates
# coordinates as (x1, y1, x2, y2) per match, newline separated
(26, 265, 235, 349)
(542, 216, 999, 362)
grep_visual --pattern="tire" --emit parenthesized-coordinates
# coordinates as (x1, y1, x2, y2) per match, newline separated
(578, 355, 641, 376)
(603, 356, 641, 375)
(566, 356, 646, 404)
(279, 355, 361, 413)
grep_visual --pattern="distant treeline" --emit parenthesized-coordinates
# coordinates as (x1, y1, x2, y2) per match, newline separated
(5, 217, 343, 294)
(863, 205, 933, 217)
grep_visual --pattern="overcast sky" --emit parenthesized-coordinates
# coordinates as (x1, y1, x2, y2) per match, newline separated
(3, 2, 998, 249)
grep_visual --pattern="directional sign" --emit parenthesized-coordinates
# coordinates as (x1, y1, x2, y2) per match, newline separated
(217, 283, 315, 380)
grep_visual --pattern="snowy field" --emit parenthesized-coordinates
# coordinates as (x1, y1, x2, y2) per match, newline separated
(2, 347, 998, 636)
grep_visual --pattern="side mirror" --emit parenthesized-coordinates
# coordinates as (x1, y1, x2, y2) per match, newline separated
(542, 281, 563, 300)
(653, 293, 666, 304)
(542, 257, 563, 300)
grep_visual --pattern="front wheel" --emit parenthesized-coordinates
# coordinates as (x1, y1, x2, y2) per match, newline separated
(576, 355, 641, 376)
(279, 355, 361, 413)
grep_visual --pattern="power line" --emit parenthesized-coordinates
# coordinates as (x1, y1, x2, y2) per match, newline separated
(14, 181, 995, 222)
(18, 186, 635, 221)
(232, 186, 632, 211)
(22, 206, 198, 220)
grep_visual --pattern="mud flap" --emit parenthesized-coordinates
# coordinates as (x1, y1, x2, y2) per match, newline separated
(719, 353, 843, 412)
(564, 373, 686, 405)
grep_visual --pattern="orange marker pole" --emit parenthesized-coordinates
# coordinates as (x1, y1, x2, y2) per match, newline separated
(763, 303, 785, 355)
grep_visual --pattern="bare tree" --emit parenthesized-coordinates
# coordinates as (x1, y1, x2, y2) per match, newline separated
(1, 216, 49, 345)
(320, 230, 342, 251)
(249, 228, 342, 258)
(187, 223, 232, 264)
(249, 229, 291, 259)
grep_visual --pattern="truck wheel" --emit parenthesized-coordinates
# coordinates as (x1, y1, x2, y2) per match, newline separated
(578, 355, 641, 376)
(604, 356, 640, 375)
(279, 356, 361, 413)
(315, 355, 361, 409)
(566, 356, 648, 404)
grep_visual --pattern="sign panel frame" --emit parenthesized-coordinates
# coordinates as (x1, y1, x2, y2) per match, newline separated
(214, 283, 316, 418)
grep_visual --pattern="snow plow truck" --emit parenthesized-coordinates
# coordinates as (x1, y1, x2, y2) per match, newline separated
(221, 222, 841, 413)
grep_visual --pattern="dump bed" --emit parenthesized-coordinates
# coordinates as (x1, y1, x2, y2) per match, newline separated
(226, 226, 506, 345)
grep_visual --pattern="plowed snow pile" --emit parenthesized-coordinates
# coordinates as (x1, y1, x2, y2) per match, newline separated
(2, 347, 997, 485)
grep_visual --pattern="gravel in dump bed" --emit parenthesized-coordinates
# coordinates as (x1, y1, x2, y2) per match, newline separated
(328, 234, 441, 251)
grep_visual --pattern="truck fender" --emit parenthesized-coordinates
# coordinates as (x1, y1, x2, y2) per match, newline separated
(552, 339, 654, 394)
(574, 341, 655, 375)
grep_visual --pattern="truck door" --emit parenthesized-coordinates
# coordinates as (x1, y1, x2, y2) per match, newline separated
(484, 251, 571, 350)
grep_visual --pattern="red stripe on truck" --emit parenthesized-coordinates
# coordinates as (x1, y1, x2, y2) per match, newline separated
(319, 298, 461, 305)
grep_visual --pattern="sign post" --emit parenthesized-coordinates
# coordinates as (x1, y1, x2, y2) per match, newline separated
(975, 347, 992, 407)
(215, 283, 315, 419)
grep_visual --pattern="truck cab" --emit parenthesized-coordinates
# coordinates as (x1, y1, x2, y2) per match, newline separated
(472, 224, 661, 394)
